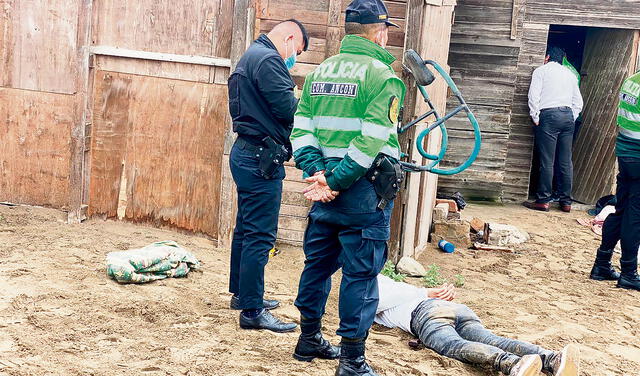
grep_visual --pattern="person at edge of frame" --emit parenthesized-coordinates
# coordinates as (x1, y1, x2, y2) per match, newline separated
(589, 69, 640, 291)
(524, 46, 584, 213)
(227, 19, 309, 333)
(289, 0, 406, 375)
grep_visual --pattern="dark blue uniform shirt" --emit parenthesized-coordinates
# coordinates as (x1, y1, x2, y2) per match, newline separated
(228, 34, 298, 150)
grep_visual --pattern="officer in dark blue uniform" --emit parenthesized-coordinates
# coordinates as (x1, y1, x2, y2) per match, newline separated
(227, 19, 308, 333)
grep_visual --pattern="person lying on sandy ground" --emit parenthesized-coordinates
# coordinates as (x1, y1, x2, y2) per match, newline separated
(375, 274, 579, 376)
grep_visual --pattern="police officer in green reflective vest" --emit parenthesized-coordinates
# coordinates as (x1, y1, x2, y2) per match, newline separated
(589, 70, 640, 291)
(289, 1, 405, 375)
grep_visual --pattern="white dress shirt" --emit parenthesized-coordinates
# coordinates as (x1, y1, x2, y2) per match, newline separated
(528, 61, 584, 124)
(374, 275, 430, 333)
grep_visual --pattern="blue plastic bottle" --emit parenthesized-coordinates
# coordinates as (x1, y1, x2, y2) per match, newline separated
(438, 240, 455, 253)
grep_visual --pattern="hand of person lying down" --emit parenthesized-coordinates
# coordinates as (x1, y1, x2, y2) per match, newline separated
(303, 173, 340, 203)
(426, 284, 456, 301)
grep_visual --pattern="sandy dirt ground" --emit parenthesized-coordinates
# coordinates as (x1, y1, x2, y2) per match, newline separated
(0, 202, 638, 376)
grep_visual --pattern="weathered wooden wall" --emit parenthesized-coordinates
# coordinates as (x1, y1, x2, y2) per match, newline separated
(0, 89, 76, 207)
(254, 0, 409, 247)
(572, 30, 638, 203)
(87, 0, 233, 238)
(439, 0, 521, 200)
(0, 0, 82, 208)
(88, 72, 228, 236)
(443, 0, 640, 202)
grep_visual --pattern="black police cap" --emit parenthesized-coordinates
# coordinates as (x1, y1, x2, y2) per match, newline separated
(345, 0, 399, 28)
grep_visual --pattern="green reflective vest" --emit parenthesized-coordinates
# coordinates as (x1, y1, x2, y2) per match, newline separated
(616, 71, 640, 158)
(563, 57, 581, 86)
(290, 35, 406, 191)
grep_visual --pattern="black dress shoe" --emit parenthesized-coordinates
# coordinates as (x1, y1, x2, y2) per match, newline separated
(335, 356, 378, 376)
(239, 310, 297, 333)
(230, 295, 280, 310)
(294, 332, 341, 362)
(522, 201, 550, 212)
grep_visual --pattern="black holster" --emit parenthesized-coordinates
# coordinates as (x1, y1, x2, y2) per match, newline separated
(257, 136, 290, 179)
(366, 155, 404, 210)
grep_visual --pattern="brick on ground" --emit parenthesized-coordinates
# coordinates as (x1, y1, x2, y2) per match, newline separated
(431, 219, 471, 249)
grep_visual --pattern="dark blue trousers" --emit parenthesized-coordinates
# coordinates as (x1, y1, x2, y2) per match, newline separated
(295, 178, 391, 339)
(535, 107, 575, 205)
(601, 157, 640, 267)
(229, 140, 284, 309)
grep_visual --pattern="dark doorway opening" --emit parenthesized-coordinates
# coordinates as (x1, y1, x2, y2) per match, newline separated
(528, 25, 637, 203)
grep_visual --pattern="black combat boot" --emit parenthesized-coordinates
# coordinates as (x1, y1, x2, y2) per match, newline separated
(335, 337, 378, 376)
(293, 317, 340, 362)
(589, 248, 620, 281)
(617, 260, 640, 291)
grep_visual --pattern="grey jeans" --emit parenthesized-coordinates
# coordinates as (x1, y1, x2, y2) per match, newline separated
(410, 299, 554, 374)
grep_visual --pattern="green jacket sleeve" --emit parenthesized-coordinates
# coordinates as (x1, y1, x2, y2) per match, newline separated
(326, 78, 403, 191)
(290, 76, 326, 177)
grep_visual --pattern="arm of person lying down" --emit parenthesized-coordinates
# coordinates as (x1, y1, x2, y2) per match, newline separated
(426, 284, 456, 301)
(377, 274, 432, 312)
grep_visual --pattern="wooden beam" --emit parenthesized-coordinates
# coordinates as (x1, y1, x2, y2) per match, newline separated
(68, 0, 94, 224)
(510, 0, 521, 40)
(89, 46, 232, 67)
(388, 0, 424, 262)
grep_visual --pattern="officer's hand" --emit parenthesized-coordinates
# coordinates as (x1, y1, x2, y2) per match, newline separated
(303, 175, 339, 203)
(294, 86, 302, 100)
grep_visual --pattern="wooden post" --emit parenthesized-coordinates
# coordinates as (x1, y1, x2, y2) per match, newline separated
(388, 0, 425, 262)
(510, 0, 521, 40)
(218, 0, 255, 247)
(68, 0, 94, 223)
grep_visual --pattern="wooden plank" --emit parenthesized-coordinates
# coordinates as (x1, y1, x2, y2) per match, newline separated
(68, 0, 94, 223)
(88, 71, 227, 238)
(89, 46, 232, 67)
(525, 1, 640, 30)
(95, 56, 213, 84)
(93, 0, 222, 57)
(0, 88, 76, 208)
(510, 0, 522, 40)
(389, 0, 424, 262)
(0, 0, 79, 94)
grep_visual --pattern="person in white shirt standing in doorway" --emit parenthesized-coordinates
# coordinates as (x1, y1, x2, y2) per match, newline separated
(525, 46, 583, 213)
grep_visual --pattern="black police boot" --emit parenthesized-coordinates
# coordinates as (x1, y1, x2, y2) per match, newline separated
(589, 248, 620, 281)
(239, 309, 297, 333)
(617, 260, 640, 291)
(293, 317, 340, 362)
(230, 295, 280, 310)
(335, 337, 378, 376)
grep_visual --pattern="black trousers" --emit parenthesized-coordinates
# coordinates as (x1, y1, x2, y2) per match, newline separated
(535, 107, 575, 205)
(600, 157, 640, 270)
